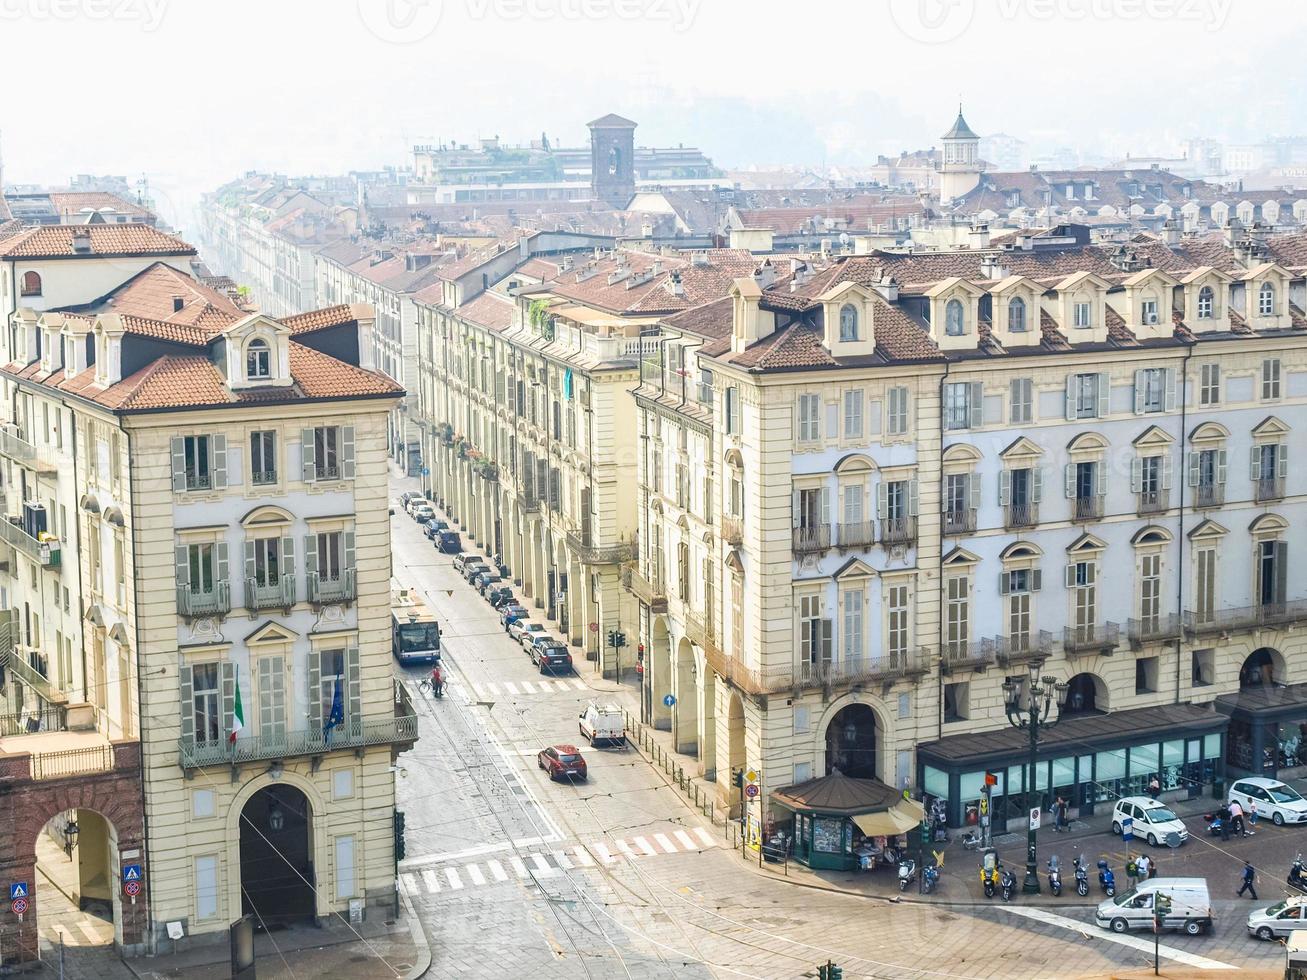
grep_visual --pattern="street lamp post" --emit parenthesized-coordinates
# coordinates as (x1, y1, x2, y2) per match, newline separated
(1002, 664, 1069, 895)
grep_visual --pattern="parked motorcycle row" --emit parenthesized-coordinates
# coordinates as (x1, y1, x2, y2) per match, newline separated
(976, 850, 1106, 903)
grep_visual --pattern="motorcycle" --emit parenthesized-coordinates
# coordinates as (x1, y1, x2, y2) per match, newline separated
(1073, 855, 1090, 897)
(1000, 867, 1017, 902)
(1046, 855, 1063, 897)
(1290, 853, 1306, 893)
(960, 829, 984, 851)
(898, 857, 917, 892)
(980, 849, 1000, 899)
(1202, 812, 1225, 837)
(1097, 858, 1116, 897)
(922, 863, 940, 895)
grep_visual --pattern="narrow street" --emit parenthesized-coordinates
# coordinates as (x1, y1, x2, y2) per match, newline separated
(390, 493, 1292, 978)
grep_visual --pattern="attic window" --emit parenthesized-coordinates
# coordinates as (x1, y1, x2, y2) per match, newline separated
(1258, 282, 1275, 316)
(246, 339, 272, 380)
(839, 303, 859, 342)
(945, 299, 966, 336)
(1008, 297, 1027, 332)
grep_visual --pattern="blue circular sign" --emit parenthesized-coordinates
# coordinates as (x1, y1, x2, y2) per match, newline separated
(663, 694, 676, 707)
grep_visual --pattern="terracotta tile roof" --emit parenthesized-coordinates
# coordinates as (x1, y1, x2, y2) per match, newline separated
(457, 292, 514, 332)
(46, 192, 151, 219)
(80, 262, 245, 334)
(1104, 306, 1138, 346)
(0, 223, 194, 259)
(118, 315, 212, 346)
(519, 257, 561, 280)
(1040, 309, 1071, 350)
(731, 199, 924, 235)
(661, 296, 734, 340)
(282, 305, 357, 336)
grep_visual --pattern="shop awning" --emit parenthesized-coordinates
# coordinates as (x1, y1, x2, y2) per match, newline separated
(1216, 682, 1307, 720)
(771, 773, 901, 816)
(852, 798, 925, 837)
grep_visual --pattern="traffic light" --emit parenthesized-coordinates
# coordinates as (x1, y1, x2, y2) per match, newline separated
(919, 821, 931, 846)
(394, 810, 407, 862)
(614, 631, 626, 648)
(1154, 893, 1171, 928)
(732, 768, 743, 788)
(818, 962, 842, 980)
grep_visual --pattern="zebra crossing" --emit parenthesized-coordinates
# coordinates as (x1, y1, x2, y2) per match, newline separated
(451, 676, 590, 700)
(401, 826, 718, 897)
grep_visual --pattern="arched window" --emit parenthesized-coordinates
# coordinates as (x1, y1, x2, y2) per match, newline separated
(1259, 282, 1275, 316)
(1008, 296, 1026, 333)
(246, 339, 271, 380)
(1197, 285, 1214, 319)
(838, 303, 859, 342)
(20, 271, 41, 297)
(945, 299, 965, 336)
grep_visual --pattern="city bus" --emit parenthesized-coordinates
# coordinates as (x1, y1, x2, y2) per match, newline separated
(391, 585, 441, 666)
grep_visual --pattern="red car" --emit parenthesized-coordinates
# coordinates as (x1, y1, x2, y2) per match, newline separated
(537, 744, 587, 781)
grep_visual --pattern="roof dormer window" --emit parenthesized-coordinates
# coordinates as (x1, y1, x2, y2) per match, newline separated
(945, 299, 966, 336)
(1258, 282, 1276, 316)
(839, 303, 859, 342)
(1008, 297, 1027, 333)
(246, 338, 272, 381)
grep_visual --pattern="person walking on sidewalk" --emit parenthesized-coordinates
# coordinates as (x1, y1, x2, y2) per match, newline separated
(1055, 796, 1068, 832)
(1249, 802, 1259, 833)
(1148, 775, 1161, 799)
(1230, 799, 1247, 837)
(1136, 853, 1151, 880)
(1238, 861, 1259, 900)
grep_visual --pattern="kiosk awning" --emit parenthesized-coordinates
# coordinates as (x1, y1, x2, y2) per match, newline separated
(852, 798, 925, 837)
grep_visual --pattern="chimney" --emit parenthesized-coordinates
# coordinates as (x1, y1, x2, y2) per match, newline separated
(666, 270, 685, 297)
(691, 250, 709, 267)
(979, 254, 1008, 281)
(753, 260, 776, 289)
(1161, 219, 1182, 246)
(172, 295, 185, 313)
(730, 277, 774, 353)
(969, 221, 991, 250)
(873, 273, 899, 302)
(71, 228, 92, 253)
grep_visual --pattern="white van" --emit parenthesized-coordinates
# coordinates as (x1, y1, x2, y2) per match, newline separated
(579, 702, 625, 747)
(1094, 877, 1213, 936)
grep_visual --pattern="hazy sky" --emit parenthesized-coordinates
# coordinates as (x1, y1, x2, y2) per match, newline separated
(5, 0, 1305, 228)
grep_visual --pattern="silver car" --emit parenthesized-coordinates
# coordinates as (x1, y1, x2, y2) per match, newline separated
(1248, 898, 1307, 940)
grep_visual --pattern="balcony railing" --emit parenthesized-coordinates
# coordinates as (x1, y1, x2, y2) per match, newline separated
(0, 702, 66, 736)
(0, 518, 59, 566)
(1127, 613, 1183, 649)
(1063, 621, 1122, 655)
(721, 516, 743, 547)
(565, 529, 636, 566)
(4, 648, 65, 706)
(1194, 483, 1224, 509)
(252, 470, 277, 486)
(798, 649, 926, 688)
(244, 575, 296, 612)
(1185, 600, 1307, 636)
(1073, 496, 1104, 521)
(993, 630, 1055, 666)
(1005, 501, 1038, 530)
(684, 612, 716, 652)
(837, 520, 876, 551)
(30, 744, 116, 781)
(1137, 489, 1169, 515)
(881, 516, 917, 546)
(178, 710, 418, 770)
(0, 428, 56, 473)
(941, 638, 997, 674)
(177, 582, 232, 619)
(307, 568, 356, 605)
(943, 509, 977, 535)
(1255, 476, 1285, 503)
(792, 524, 831, 555)
(623, 566, 668, 613)
(185, 473, 212, 491)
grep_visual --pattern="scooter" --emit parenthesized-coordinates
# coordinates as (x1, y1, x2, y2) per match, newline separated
(1047, 855, 1063, 897)
(1097, 859, 1116, 897)
(898, 857, 917, 892)
(1000, 867, 1017, 902)
(922, 863, 940, 895)
(1290, 853, 1306, 892)
(960, 829, 984, 851)
(980, 849, 1000, 899)
(1202, 813, 1225, 837)
(1073, 854, 1090, 897)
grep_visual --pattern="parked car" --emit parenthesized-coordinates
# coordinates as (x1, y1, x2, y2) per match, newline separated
(1249, 897, 1307, 940)
(400, 491, 421, 509)
(476, 573, 504, 596)
(1095, 878, 1212, 935)
(1111, 797, 1189, 847)
(463, 562, 490, 583)
(537, 744, 587, 782)
(531, 640, 573, 674)
(411, 504, 435, 523)
(422, 518, 447, 539)
(512, 621, 547, 647)
(405, 496, 431, 517)
(486, 587, 514, 608)
(452, 553, 480, 575)
(436, 530, 462, 554)
(1229, 777, 1307, 826)
(499, 603, 529, 629)
(578, 701, 625, 747)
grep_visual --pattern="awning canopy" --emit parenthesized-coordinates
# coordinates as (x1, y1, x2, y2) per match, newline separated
(771, 772, 902, 817)
(1216, 682, 1307, 721)
(852, 798, 925, 837)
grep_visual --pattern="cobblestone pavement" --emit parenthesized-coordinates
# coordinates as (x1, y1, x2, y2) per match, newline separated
(391, 487, 1289, 978)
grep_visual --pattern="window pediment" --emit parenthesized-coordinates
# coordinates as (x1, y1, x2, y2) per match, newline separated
(1132, 425, 1174, 448)
(832, 557, 876, 581)
(833, 452, 875, 474)
(241, 504, 294, 527)
(1189, 421, 1229, 443)
(246, 620, 298, 645)
(1131, 525, 1173, 547)
(1249, 513, 1289, 536)
(1000, 541, 1042, 561)
(942, 443, 982, 465)
(942, 546, 980, 567)
(1067, 431, 1108, 454)
(1000, 436, 1043, 460)
(1188, 518, 1228, 540)
(1252, 415, 1289, 438)
(1066, 532, 1107, 554)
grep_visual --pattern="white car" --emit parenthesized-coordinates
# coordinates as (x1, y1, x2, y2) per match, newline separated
(1229, 777, 1307, 827)
(511, 621, 547, 647)
(1111, 796, 1189, 847)
(1248, 897, 1307, 940)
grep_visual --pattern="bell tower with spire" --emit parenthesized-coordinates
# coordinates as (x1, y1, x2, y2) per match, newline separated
(938, 105, 983, 205)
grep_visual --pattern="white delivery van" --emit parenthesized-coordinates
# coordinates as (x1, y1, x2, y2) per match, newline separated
(579, 702, 625, 746)
(1094, 877, 1213, 936)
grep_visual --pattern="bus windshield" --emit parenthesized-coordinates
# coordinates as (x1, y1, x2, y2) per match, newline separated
(397, 621, 440, 653)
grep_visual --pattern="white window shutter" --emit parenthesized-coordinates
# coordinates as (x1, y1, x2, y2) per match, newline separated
(877, 481, 888, 519)
(1097, 373, 1109, 417)
(212, 434, 227, 490)
(175, 545, 189, 593)
(791, 489, 800, 529)
(1250, 446, 1261, 481)
(344, 531, 355, 572)
(1133, 370, 1146, 414)
(999, 470, 1011, 506)
(341, 426, 356, 479)
(1186, 452, 1199, 487)
(1064, 463, 1076, 498)
(1162, 454, 1173, 490)
(303, 534, 318, 580)
(280, 536, 295, 581)
(171, 437, 186, 492)
(346, 644, 362, 732)
(908, 480, 919, 516)
(1031, 568, 1042, 592)
(1096, 463, 1108, 497)
(178, 664, 194, 742)
(221, 660, 235, 740)
(969, 382, 983, 427)
(1064, 562, 1077, 588)
(1164, 369, 1177, 411)
(301, 428, 316, 482)
(1064, 375, 1076, 421)
(1279, 443, 1289, 479)
(308, 649, 322, 729)
(1031, 467, 1044, 503)
(1130, 458, 1143, 493)
(243, 540, 256, 585)
(1217, 450, 1227, 485)
(999, 572, 1010, 596)
(821, 487, 830, 527)
(216, 542, 228, 585)
(969, 473, 981, 511)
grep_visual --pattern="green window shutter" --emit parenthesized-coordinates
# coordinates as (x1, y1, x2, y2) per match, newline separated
(175, 545, 190, 595)
(308, 649, 322, 733)
(341, 426, 356, 479)
(301, 428, 316, 482)
(221, 661, 235, 743)
(179, 664, 195, 743)
(215, 542, 229, 588)
(343, 531, 355, 573)
(304, 533, 318, 586)
(280, 536, 296, 603)
(346, 645, 361, 737)
(243, 540, 256, 584)
(212, 434, 227, 490)
(170, 437, 187, 492)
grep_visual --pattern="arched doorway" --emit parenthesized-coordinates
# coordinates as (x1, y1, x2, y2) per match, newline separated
(824, 703, 878, 780)
(1240, 648, 1283, 688)
(674, 637, 698, 755)
(1063, 673, 1106, 715)
(649, 617, 672, 731)
(239, 785, 315, 928)
(34, 809, 119, 953)
(726, 692, 745, 817)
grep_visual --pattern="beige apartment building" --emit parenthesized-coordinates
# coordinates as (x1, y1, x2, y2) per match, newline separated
(0, 225, 411, 960)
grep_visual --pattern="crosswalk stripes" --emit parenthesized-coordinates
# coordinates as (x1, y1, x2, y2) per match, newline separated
(465, 678, 592, 700)
(674, 830, 697, 851)
(445, 867, 464, 890)
(615, 839, 640, 861)
(510, 856, 529, 878)
(487, 859, 509, 882)
(422, 869, 441, 893)
(466, 863, 487, 886)
(632, 836, 657, 857)
(653, 833, 676, 854)
(572, 845, 594, 866)
(553, 850, 573, 870)
(593, 842, 617, 864)
(693, 827, 715, 848)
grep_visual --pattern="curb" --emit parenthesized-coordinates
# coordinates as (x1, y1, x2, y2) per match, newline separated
(399, 879, 433, 980)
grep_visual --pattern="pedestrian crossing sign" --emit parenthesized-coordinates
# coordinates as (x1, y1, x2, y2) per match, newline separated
(8, 883, 26, 900)
(123, 864, 142, 882)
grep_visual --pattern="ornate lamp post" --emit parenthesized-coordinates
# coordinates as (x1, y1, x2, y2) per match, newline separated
(1002, 664, 1069, 895)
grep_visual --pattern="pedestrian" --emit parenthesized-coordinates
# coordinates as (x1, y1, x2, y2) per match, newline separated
(1148, 775, 1161, 799)
(1055, 796, 1068, 833)
(1136, 853, 1151, 880)
(1218, 803, 1231, 842)
(1238, 861, 1258, 900)
(1230, 798, 1246, 837)
(1149, 855, 1159, 879)
(1249, 802, 1258, 833)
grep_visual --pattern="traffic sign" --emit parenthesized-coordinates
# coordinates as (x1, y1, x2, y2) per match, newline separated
(8, 883, 26, 900)
(978, 796, 989, 816)
(420, 467, 430, 476)
(662, 694, 675, 707)
(744, 783, 759, 799)
(11, 898, 26, 916)
(744, 768, 759, 785)
(124, 880, 141, 897)
(122, 864, 143, 882)
(589, 622, 599, 633)
(1122, 816, 1134, 842)
(1029, 807, 1041, 831)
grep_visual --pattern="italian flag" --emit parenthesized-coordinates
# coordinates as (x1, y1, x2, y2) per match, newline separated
(229, 668, 245, 744)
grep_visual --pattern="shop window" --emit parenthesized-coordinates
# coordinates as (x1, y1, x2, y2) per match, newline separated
(1135, 656, 1158, 694)
(1191, 649, 1214, 687)
(944, 682, 969, 723)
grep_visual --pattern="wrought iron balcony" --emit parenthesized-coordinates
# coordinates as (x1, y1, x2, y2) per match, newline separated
(307, 568, 356, 605)
(623, 565, 667, 613)
(943, 508, 977, 535)
(837, 520, 876, 551)
(177, 582, 231, 619)
(1194, 483, 1224, 509)
(251, 470, 277, 487)
(881, 516, 917, 546)
(1137, 489, 1169, 515)
(244, 575, 296, 612)
(0, 518, 60, 566)
(798, 649, 927, 688)
(792, 524, 831, 555)
(684, 611, 717, 652)
(0, 427, 56, 473)
(0, 701, 66, 737)
(1073, 496, 1104, 521)
(565, 528, 635, 566)
(185, 472, 212, 491)
(1063, 621, 1122, 655)
(1255, 476, 1285, 503)
(1004, 501, 1038, 530)
(941, 638, 997, 674)
(1127, 613, 1183, 649)
(1185, 600, 1307, 636)
(178, 706, 418, 770)
(993, 630, 1055, 666)
(721, 515, 743, 547)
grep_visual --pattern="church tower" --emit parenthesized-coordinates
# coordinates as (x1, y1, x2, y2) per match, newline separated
(588, 113, 637, 208)
(938, 105, 983, 205)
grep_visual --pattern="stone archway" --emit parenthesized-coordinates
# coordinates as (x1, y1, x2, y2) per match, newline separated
(724, 691, 746, 816)
(1063, 672, 1108, 715)
(1241, 647, 1284, 688)
(239, 784, 315, 928)
(649, 617, 672, 731)
(673, 637, 699, 756)
(823, 702, 879, 780)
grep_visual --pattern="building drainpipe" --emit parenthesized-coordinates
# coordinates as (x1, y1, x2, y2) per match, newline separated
(935, 359, 952, 757)
(1175, 341, 1193, 709)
